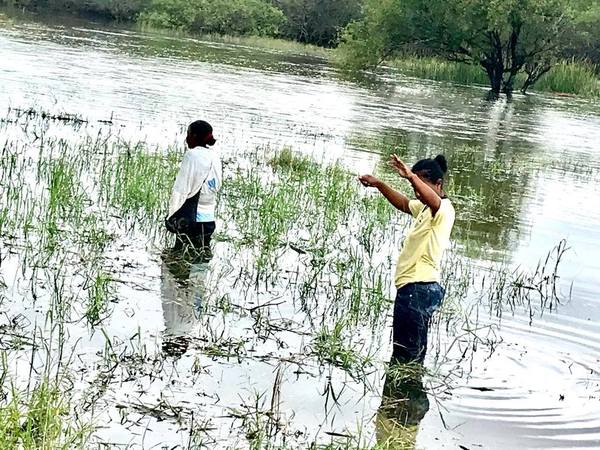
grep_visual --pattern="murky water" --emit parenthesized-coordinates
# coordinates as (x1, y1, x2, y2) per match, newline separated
(1, 10, 600, 450)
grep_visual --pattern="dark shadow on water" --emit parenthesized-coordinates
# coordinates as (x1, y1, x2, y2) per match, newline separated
(160, 248, 210, 358)
(376, 360, 429, 448)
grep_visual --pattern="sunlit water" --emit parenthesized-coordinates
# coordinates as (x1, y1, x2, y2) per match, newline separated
(1, 11, 599, 449)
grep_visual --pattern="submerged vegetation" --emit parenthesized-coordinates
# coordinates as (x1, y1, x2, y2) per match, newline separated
(386, 57, 600, 97)
(0, 107, 573, 448)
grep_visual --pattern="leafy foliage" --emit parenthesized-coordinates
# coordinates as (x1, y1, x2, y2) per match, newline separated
(338, 0, 600, 94)
(276, 0, 362, 47)
(138, 0, 286, 36)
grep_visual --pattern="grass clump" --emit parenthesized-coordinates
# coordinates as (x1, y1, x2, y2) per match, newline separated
(0, 379, 91, 449)
(85, 270, 112, 327)
(189, 32, 329, 57)
(310, 321, 373, 376)
(388, 55, 600, 96)
(100, 144, 179, 221)
(389, 56, 489, 86)
(535, 60, 600, 96)
(268, 146, 318, 175)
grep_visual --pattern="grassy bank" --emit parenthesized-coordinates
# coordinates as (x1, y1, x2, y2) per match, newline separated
(137, 22, 330, 58)
(389, 56, 600, 97)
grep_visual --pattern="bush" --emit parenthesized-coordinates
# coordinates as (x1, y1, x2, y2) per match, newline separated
(0, 0, 145, 20)
(276, 0, 362, 47)
(138, 0, 286, 37)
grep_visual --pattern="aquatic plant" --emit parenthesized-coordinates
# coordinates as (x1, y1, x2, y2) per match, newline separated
(0, 106, 574, 449)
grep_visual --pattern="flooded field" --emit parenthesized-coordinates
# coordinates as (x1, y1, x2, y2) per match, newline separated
(1, 11, 600, 450)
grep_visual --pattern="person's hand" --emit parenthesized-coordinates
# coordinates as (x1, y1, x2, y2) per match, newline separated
(390, 154, 414, 179)
(358, 174, 380, 188)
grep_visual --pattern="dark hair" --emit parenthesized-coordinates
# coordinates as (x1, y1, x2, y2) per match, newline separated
(189, 120, 216, 146)
(411, 154, 448, 183)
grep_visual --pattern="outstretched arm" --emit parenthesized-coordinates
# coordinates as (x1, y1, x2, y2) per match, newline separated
(390, 155, 441, 215)
(358, 175, 411, 214)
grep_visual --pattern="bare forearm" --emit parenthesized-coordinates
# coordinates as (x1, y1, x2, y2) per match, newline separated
(376, 181, 410, 214)
(408, 175, 441, 213)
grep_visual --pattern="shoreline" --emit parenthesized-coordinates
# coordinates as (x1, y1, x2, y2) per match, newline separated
(1, 5, 597, 98)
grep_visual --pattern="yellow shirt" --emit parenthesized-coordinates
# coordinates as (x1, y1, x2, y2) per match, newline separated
(394, 198, 455, 288)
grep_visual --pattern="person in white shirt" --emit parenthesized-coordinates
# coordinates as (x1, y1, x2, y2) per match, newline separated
(166, 120, 222, 256)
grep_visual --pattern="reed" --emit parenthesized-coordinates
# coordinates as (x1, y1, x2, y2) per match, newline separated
(534, 60, 600, 96)
(388, 56, 600, 96)
(0, 106, 572, 449)
(0, 378, 91, 449)
(389, 56, 489, 86)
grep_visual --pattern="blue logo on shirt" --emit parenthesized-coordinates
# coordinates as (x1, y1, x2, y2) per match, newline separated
(208, 178, 216, 190)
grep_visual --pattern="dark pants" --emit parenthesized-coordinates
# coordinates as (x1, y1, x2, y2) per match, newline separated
(174, 221, 216, 252)
(392, 282, 445, 364)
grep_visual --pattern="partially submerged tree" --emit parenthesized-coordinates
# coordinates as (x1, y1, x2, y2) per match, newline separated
(338, 0, 597, 95)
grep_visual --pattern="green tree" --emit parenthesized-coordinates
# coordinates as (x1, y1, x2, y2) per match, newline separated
(562, 0, 600, 66)
(275, 0, 362, 46)
(138, 0, 286, 37)
(338, 0, 598, 95)
(1, 0, 146, 20)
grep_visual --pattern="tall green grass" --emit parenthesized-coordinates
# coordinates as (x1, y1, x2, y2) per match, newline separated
(390, 56, 489, 86)
(534, 60, 600, 96)
(388, 56, 600, 96)
(194, 32, 329, 57)
(100, 144, 180, 221)
(0, 378, 91, 449)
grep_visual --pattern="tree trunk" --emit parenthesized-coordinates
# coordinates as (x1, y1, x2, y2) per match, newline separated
(482, 31, 504, 95)
(482, 59, 503, 95)
(521, 63, 553, 94)
(502, 78, 514, 95)
(502, 26, 523, 96)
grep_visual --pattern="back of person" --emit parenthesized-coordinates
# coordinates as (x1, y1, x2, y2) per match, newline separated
(166, 120, 222, 255)
(395, 198, 455, 288)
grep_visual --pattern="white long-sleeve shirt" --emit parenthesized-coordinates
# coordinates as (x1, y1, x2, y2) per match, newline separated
(168, 147, 222, 222)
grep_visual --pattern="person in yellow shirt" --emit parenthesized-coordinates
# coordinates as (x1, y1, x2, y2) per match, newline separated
(359, 154, 455, 363)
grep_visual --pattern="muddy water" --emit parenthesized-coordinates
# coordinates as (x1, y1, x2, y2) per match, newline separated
(1, 10, 600, 450)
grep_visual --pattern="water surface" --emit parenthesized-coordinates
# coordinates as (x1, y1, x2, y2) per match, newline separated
(1, 10, 599, 449)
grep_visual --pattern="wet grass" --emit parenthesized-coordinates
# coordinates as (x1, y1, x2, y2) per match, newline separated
(84, 269, 112, 327)
(389, 56, 489, 86)
(201, 33, 329, 58)
(0, 378, 91, 450)
(311, 321, 375, 377)
(388, 56, 600, 97)
(534, 60, 600, 97)
(0, 106, 571, 449)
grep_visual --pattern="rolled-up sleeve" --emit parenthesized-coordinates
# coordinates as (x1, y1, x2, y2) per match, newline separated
(408, 199, 423, 217)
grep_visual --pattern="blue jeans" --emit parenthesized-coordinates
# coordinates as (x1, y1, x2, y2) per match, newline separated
(392, 282, 445, 363)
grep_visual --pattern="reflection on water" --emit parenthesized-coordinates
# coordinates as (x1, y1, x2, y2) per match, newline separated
(160, 250, 209, 357)
(376, 361, 429, 449)
(353, 126, 533, 259)
(2, 9, 600, 449)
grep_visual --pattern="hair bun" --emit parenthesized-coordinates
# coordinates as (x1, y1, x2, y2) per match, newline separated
(434, 154, 448, 174)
